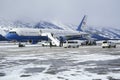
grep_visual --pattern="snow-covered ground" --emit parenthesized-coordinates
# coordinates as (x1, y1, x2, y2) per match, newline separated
(0, 44, 120, 80)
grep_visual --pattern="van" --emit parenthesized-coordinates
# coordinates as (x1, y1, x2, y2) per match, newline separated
(63, 40, 79, 48)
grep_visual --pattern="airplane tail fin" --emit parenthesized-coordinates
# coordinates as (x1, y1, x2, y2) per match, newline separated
(76, 15, 87, 32)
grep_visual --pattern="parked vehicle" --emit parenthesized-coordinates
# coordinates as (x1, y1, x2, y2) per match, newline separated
(102, 41, 116, 48)
(42, 41, 56, 47)
(63, 40, 79, 48)
(81, 40, 96, 46)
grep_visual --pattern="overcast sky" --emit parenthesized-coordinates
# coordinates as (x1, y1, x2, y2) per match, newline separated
(0, 0, 120, 27)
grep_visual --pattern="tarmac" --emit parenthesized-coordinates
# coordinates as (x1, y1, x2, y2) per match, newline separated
(0, 43, 120, 80)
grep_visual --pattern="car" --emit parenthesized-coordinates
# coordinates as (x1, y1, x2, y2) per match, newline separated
(101, 41, 116, 48)
(42, 41, 50, 46)
(63, 40, 80, 48)
(42, 41, 56, 47)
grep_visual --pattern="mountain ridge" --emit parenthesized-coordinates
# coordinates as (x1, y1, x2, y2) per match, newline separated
(0, 20, 120, 40)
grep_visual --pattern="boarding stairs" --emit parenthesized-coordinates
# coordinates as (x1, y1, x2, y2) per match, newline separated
(41, 33, 60, 46)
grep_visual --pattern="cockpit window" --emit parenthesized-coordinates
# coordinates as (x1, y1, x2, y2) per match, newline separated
(103, 41, 108, 43)
(9, 32, 16, 33)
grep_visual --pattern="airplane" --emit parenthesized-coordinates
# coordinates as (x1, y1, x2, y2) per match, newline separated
(5, 15, 89, 46)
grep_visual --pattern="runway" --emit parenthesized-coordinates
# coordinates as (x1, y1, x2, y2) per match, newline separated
(0, 43, 120, 80)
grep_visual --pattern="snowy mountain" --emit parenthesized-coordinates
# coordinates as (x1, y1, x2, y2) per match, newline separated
(85, 27, 120, 40)
(0, 20, 120, 40)
(34, 21, 63, 30)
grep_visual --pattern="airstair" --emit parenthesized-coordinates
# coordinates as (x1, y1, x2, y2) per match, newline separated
(41, 33, 60, 46)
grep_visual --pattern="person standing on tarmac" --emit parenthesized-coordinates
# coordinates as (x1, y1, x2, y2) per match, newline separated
(50, 41, 52, 48)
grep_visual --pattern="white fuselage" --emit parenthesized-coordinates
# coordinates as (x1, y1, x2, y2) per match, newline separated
(9, 28, 88, 37)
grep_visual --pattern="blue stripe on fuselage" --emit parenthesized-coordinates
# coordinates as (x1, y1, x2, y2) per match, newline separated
(5, 33, 48, 42)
